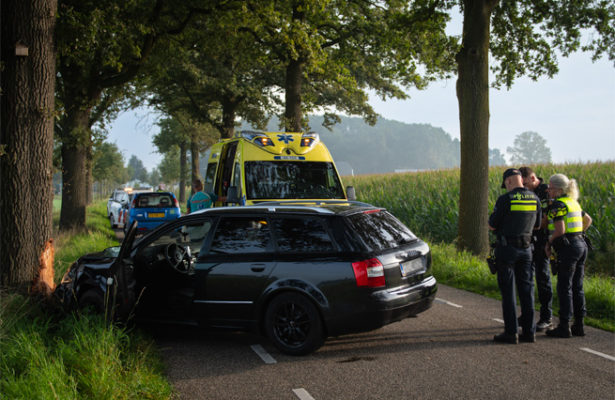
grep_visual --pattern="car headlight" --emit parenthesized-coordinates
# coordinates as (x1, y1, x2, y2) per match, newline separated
(60, 262, 79, 285)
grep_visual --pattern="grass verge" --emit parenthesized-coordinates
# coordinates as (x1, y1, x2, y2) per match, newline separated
(1, 201, 173, 399)
(431, 242, 615, 332)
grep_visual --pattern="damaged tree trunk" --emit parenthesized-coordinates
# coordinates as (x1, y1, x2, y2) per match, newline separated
(0, 0, 57, 289)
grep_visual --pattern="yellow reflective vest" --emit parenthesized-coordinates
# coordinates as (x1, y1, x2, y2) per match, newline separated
(548, 196, 583, 236)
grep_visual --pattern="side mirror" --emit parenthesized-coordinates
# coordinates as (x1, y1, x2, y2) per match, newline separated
(346, 186, 356, 201)
(226, 186, 240, 204)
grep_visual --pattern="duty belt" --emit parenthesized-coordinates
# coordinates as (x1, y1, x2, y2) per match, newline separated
(499, 236, 532, 248)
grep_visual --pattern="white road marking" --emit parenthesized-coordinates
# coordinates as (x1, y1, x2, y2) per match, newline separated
(580, 347, 615, 362)
(293, 388, 316, 400)
(250, 344, 277, 364)
(492, 318, 505, 324)
(435, 298, 463, 308)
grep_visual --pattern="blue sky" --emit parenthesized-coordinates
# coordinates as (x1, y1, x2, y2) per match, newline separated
(108, 50, 614, 172)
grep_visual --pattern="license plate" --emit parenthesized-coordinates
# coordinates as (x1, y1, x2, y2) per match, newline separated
(148, 212, 165, 218)
(400, 259, 423, 277)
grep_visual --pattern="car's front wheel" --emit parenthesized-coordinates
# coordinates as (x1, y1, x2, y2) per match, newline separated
(264, 292, 325, 356)
(110, 214, 117, 229)
(78, 288, 105, 315)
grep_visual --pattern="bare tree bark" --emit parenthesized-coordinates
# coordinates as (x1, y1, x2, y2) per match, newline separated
(179, 141, 187, 203)
(58, 107, 92, 231)
(456, 0, 497, 256)
(1, 0, 57, 287)
(190, 138, 200, 183)
(284, 58, 304, 132)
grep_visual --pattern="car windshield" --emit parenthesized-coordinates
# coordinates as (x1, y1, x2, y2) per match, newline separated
(244, 161, 345, 200)
(134, 193, 175, 208)
(345, 210, 417, 252)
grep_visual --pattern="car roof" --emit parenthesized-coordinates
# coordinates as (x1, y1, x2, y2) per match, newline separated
(134, 191, 175, 197)
(188, 200, 381, 217)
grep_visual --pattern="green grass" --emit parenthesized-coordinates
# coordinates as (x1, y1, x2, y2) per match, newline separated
(1, 201, 173, 399)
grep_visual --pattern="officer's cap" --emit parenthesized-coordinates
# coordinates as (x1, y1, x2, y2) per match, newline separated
(501, 168, 521, 188)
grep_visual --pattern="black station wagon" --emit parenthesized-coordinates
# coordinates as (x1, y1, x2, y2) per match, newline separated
(56, 201, 437, 355)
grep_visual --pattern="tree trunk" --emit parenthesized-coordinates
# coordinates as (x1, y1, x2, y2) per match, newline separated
(221, 99, 236, 139)
(190, 138, 200, 182)
(85, 138, 93, 204)
(59, 109, 91, 231)
(0, 0, 57, 287)
(179, 141, 187, 203)
(284, 58, 304, 132)
(456, 0, 497, 256)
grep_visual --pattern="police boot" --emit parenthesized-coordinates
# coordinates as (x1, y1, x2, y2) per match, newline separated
(494, 332, 518, 344)
(571, 318, 585, 337)
(546, 322, 571, 338)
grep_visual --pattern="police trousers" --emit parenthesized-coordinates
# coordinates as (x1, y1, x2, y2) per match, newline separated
(554, 239, 588, 324)
(495, 245, 535, 335)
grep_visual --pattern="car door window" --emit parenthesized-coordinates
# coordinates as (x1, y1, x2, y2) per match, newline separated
(273, 217, 335, 253)
(143, 219, 213, 256)
(209, 217, 271, 254)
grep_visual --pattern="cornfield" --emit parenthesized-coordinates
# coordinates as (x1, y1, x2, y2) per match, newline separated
(346, 161, 615, 276)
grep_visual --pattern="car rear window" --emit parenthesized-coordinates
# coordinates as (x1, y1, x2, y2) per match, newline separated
(272, 217, 335, 253)
(134, 193, 175, 208)
(344, 210, 417, 252)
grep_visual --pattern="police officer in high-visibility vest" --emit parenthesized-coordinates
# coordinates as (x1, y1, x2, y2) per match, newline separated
(489, 169, 541, 344)
(545, 173, 592, 338)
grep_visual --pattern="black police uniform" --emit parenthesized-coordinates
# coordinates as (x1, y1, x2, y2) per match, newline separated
(489, 185, 541, 341)
(531, 178, 553, 326)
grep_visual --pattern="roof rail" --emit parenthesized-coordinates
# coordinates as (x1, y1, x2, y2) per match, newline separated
(252, 200, 375, 208)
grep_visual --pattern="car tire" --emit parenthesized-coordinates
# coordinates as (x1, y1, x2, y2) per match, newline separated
(78, 288, 105, 315)
(110, 215, 117, 229)
(264, 292, 325, 356)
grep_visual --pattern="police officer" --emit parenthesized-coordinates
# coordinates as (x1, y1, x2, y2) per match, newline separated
(544, 173, 592, 338)
(519, 166, 553, 331)
(489, 168, 541, 344)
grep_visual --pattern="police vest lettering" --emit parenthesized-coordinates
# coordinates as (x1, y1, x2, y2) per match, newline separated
(509, 192, 539, 212)
(547, 196, 583, 235)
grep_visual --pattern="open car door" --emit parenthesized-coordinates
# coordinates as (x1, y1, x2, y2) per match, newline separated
(108, 220, 138, 321)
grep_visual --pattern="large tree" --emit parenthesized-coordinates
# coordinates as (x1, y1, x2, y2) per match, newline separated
(144, 8, 281, 140)
(1, 0, 57, 287)
(54, 0, 204, 231)
(243, 0, 457, 131)
(453, 0, 613, 255)
(507, 131, 552, 165)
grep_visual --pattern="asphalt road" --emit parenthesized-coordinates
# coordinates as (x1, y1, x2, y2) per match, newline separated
(148, 284, 615, 400)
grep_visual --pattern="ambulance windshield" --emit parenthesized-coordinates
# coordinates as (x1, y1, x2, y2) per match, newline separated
(245, 161, 345, 200)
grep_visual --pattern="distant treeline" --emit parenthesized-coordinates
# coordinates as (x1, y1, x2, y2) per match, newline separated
(246, 115, 506, 174)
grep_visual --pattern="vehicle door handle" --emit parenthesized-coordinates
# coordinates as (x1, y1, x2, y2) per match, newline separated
(251, 264, 266, 272)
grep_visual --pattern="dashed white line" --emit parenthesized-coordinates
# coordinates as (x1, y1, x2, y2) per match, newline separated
(293, 388, 316, 400)
(435, 298, 463, 308)
(250, 344, 277, 364)
(580, 347, 615, 362)
(492, 318, 505, 324)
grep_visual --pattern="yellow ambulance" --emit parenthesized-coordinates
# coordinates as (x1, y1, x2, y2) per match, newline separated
(203, 131, 355, 206)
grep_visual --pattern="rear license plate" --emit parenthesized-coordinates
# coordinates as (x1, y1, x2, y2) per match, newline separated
(400, 259, 423, 277)
(148, 212, 165, 218)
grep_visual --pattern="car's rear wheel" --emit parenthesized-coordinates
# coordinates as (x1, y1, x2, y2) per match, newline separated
(110, 215, 117, 229)
(264, 292, 325, 356)
(78, 288, 105, 315)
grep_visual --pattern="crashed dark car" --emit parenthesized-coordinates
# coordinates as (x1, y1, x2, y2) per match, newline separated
(55, 201, 437, 355)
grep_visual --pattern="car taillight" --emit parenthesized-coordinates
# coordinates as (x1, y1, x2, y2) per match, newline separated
(352, 258, 385, 288)
(173, 197, 179, 208)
